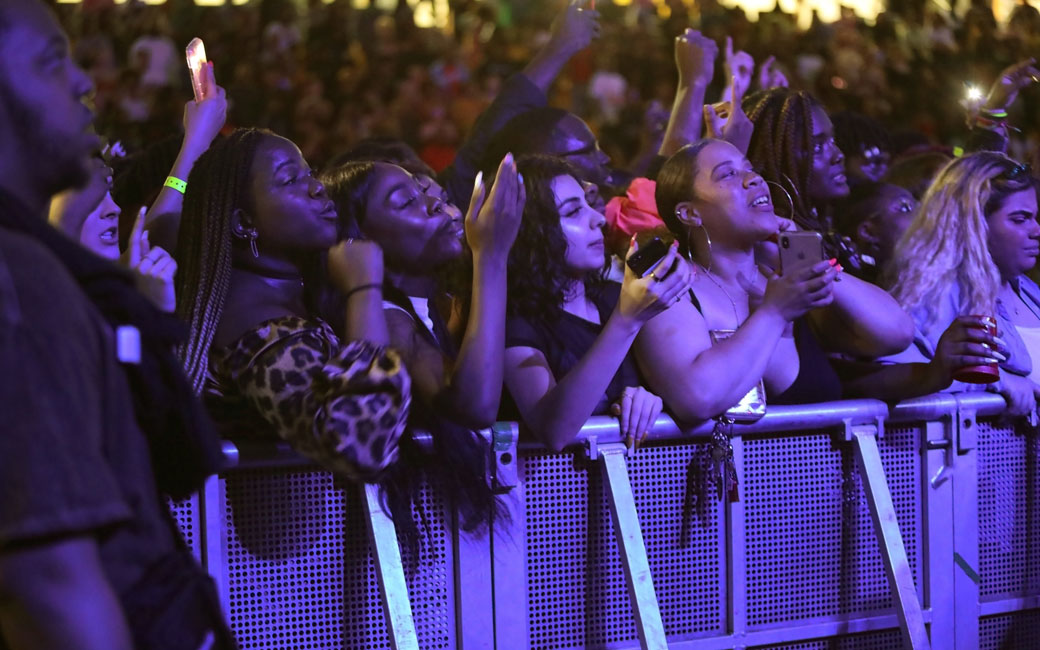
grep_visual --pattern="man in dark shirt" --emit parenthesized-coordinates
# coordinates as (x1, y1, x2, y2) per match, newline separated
(0, 1, 229, 648)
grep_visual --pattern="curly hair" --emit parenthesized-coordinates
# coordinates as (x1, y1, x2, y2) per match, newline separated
(885, 152, 1037, 335)
(509, 155, 604, 318)
(744, 88, 821, 231)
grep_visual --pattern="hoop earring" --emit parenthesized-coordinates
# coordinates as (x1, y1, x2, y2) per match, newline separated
(765, 180, 794, 221)
(697, 224, 713, 273)
(249, 232, 260, 258)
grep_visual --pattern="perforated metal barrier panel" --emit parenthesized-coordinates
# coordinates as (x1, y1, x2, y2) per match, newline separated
(167, 397, 1040, 649)
(744, 425, 920, 630)
(523, 444, 724, 649)
(978, 420, 1040, 600)
(213, 468, 453, 650)
(167, 494, 201, 560)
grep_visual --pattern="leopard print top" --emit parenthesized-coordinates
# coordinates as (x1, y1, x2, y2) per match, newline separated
(206, 316, 411, 482)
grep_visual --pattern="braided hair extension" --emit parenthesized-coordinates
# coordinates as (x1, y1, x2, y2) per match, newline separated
(175, 128, 270, 393)
(744, 88, 819, 232)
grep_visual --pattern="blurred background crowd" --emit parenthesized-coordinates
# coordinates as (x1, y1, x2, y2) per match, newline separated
(53, 0, 1040, 174)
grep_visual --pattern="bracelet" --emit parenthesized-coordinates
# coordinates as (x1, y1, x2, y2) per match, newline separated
(981, 107, 1009, 119)
(164, 176, 187, 194)
(343, 283, 383, 300)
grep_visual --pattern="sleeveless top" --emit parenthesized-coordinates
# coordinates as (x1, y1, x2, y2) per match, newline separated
(687, 289, 842, 405)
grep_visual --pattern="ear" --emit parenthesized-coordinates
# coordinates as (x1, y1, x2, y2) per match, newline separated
(674, 201, 703, 229)
(230, 208, 256, 240)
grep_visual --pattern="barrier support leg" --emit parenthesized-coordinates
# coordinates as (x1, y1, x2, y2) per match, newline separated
(598, 443, 668, 650)
(851, 427, 931, 650)
(362, 483, 419, 650)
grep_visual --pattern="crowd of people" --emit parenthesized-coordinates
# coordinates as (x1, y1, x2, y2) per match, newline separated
(4, 0, 1040, 647)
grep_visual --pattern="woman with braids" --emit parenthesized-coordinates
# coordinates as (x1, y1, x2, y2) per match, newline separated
(741, 88, 913, 356)
(843, 152, 1040, 414)
(634, 139, 840, 422)
(503, 155, 692, 451)
(175, 128, 411, 483)
(319, 153, 522, 531)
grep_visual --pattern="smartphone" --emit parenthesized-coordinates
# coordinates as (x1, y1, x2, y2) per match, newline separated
(627, 237, 670, 278)
(186, 38, 208, 103)
(778, 231, 824, 275)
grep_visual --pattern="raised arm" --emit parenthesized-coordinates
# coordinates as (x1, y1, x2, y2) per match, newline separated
(522, 0, 600, 96)
(658, 29, 717, 159)
(144, 63, 227, 251)
(635, 262, 835, 423)
(507, 245, 691, 451)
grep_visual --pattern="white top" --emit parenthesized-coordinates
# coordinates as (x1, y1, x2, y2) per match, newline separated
(1014, 324, 1040, 385)
(383, 296, 436, 341)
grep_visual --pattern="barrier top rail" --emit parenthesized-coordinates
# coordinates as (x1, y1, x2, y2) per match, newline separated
(218, 392, 1012, 470)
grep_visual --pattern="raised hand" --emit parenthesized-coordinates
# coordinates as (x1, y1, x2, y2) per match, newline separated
(703, 79, 754, 153)
(465, 153, 526, 260)
(757, 55, 789, 91)
(182, 62, 227, 153)
(984, 58, 1040, 114)
(327, 238, 384, 295)
(617, 240, 695, 325)
(547, 0, 601, 57)
(674, 28, 717, 88)
(724, 36, 754, 101)
(124, 207, 178, 312)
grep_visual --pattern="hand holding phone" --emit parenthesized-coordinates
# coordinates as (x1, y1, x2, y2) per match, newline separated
(186, 38, 208, 103)
(626, 237, 671, 278)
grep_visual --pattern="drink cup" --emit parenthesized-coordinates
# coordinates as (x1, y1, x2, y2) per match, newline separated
(952, 315, 1000, 384)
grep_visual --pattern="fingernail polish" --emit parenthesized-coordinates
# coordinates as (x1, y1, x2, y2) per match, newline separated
(994, 352, 1009, 362)
(835, 263, 843, 273)
(473, 171, 483, 189)
(518, 173, 524, 185)
(828, 257, 838, 266)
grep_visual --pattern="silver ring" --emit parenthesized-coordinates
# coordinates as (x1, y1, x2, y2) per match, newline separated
(650, 271, 660, 281)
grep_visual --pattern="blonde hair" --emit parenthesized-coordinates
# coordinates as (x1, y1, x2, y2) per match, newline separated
(886, 151, 1033, 334)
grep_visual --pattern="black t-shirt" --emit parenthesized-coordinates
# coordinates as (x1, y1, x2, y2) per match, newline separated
(504, 282, 642, 417)
(0, 228, 176, 638)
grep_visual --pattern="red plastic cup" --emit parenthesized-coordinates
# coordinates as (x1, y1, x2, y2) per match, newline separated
(952, 315, 1000, 384)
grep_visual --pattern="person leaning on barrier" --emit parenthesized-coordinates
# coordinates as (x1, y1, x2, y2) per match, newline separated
(318, 154, 522, 533)
(501, 155, 693, 452)
(174, 128, 411, 482)
(635, 139, 840, 423)
(844, 152, 1040, 414)
(0, 1, 232, 647)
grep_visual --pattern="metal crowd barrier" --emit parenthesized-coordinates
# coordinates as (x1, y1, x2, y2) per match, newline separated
(167, 393, 1040, 649)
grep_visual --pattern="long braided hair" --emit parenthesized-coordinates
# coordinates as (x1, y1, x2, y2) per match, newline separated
(175, 128, 269, 393)
(744, 88, 821, 232)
